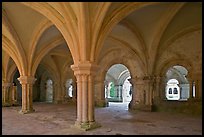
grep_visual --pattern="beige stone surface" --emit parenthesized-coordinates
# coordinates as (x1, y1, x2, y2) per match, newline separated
(2, 102, 202, 135)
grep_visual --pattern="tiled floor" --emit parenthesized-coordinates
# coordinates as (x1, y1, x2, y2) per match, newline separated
(2, 102, 202, 135)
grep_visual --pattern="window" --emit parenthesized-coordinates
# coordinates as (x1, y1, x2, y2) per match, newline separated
(173, 88, 178, 94)
(168, 88, 172, 94)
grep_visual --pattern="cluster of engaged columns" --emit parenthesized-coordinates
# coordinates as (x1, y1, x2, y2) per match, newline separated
(128, 76, 154, 111)
(2, 81, 18, 107)
(94, 80, 108, 107)
(71, 63, 101, 130)
(17, 76, 36, 114)
(188, 75, 202, 100)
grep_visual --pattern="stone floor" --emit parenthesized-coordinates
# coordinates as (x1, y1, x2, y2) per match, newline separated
(2, 102, 202, 135)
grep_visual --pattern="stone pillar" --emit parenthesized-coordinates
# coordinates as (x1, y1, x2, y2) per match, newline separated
(11, 83, 18, 105)
(72, 80, 77, 103)
(159, 77, 166, 100)
(2, 82, 12, 107)
(152, 76, 161, 104)
(195, 79, 202, 99)
(154, 76, 161, 98)
(94, 80, 108, 107)
(188, 79, 193, 98)
(17, 76, 36, 114)
(71, 62, 101, 131)
(191, 73, 202, 100)
(198, 79, 202, 99)
(114, 85, 123, 102)
(143, 76, 154, 106)
(128, 77, 146, 110)
(53, 82, 63, 104)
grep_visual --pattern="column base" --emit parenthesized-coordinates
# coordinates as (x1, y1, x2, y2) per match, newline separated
(19, 108, 35, 114)
(72, 121, 101, 131)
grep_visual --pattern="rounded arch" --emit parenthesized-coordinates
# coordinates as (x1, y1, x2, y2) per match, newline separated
(153, 25, 201, 79)
(118, 70, 130, 85)
(98, 51, 135, 83)
(98, 48, 145, 81)
(97, 36, 146, 75)
(158, 59, 193, 79)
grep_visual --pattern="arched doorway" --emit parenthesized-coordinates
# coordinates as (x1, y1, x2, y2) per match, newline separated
(45, 79, 53, 103)
(105, 64, 132, 110)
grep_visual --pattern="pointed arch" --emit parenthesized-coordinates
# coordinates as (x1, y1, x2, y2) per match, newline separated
(2, 10, 27, 75)
(21, 2, 79, 64)
(28, 19, 53, 75)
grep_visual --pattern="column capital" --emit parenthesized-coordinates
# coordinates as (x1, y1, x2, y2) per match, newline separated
(129, 77, 144, 85)
(17, 76, 37, 85)
(143, 75, 155, 83)
(71, 62, 99, 76)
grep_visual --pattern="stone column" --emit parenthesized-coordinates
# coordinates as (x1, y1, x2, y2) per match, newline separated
(71, 62, 101, 131)
(159, 76, 166, 100)
(114, 85, 122, 102)
(17, 76, 36, 114)
(11, 83, 18, 105)
(188, 78, 193, 98)
(154, 76, 161, 98)
(143, 76, 154, 105)
(128, 77, 145, 110)
(195, 79, 202, 99)
(53, 82, 63, 104)
(152, 76, 161, 104)
(53, 83, 58, 103)
(72, 80, 77, 103)
(191, 73, 202, 99)
(2, 82, 12, 107)
(94, 80, 108, 107)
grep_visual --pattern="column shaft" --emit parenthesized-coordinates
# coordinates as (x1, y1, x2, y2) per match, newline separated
(82, 75, 88, 123)
(76, 75, 82, 123)
(88, 75, 94, 122)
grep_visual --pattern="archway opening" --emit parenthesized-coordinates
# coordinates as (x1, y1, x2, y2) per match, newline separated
(105, 64, 132, 110)
(45, 79, 53, 103)
(165, 65, 190, 101)
(65, 79, 73, 98)
(12, 70, 22, 105)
